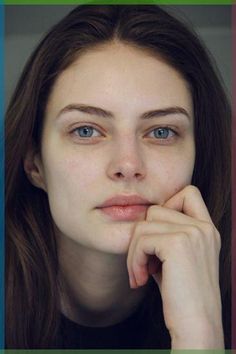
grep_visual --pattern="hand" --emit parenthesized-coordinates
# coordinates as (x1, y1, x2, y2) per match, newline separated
(127, 185, 224, 349)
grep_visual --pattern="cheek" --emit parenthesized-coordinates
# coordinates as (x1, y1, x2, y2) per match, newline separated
(64, 156, 103, 190)
(41, 142, 110, 222)
(44, 153, 103, 198)
(149, 151, 195, 204)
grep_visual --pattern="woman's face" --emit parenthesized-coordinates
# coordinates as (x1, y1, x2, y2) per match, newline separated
(35, 42, 195, 254)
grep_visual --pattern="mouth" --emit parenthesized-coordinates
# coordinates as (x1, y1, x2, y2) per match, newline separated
(96, 195, 153, 222)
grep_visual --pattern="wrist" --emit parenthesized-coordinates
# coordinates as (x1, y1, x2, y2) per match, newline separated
(170, 318, 224, 349)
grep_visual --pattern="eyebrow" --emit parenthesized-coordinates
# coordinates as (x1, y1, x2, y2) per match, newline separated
(57, 104, 191, 121)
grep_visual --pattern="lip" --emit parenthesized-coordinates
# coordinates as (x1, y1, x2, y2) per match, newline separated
(97, 195, 152, 221)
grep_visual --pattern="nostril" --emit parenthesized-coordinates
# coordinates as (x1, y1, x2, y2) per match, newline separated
(114, 171, 143, 179)
(108, 159, 146, 181)
(116, 172, 123, 178)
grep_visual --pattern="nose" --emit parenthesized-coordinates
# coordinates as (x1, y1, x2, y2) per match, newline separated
(106, 137, 146, 182)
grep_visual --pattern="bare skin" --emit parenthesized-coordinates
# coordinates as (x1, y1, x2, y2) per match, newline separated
(127, 186, 223, 348)
(25, 41, 224, 348)
(58, 236, 149, 327)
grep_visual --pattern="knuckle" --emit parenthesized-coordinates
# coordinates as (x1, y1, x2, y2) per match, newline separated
(188, 224, 202, 238)
(202, 221, 216, 238)
(201, 221, 221, 250)
(185, 185, 201, 196)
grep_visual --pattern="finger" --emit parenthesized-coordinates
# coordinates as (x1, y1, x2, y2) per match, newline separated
(128, 221, 199, 287)
(133, 220, 199, 237)
(163, 185, 211, 222)
(146, 205, 202, 225)
(127, 223, 165, 284)
(129, 233, 174, 287)
(130, 235, 156, 287)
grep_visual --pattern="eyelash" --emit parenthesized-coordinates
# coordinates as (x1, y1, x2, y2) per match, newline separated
(69, 125, 177, 142)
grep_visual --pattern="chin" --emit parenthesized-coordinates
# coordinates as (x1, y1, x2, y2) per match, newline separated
(56, 218, 136, 256)
(88, 221, 135, 255)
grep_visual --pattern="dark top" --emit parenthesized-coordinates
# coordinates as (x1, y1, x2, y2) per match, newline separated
(54, 282, 171, 349)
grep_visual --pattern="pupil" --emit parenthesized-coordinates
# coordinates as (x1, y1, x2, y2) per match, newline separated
(80, 127, 92, 137)
(154, 128, 168, 138)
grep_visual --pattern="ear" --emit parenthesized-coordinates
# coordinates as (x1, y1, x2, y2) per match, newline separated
(24, 145, 47, 192)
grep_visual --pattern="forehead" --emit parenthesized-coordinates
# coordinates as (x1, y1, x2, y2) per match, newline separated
(45, 42, 193, 118)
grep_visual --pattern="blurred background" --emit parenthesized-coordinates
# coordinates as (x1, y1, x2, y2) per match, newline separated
(5, 5, 232, 106)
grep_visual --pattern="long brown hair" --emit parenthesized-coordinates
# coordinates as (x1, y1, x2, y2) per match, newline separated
(6, 5, 231, 348)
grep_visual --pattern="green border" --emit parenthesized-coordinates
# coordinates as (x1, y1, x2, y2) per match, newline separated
(3, 0, 235, 5)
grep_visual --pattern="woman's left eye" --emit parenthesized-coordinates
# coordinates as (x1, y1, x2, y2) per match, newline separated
(147, 127, 176, 139)
(71, 126, 102, 138)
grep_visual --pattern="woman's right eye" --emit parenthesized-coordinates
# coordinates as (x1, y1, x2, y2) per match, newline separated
(71, 125, 102, 138)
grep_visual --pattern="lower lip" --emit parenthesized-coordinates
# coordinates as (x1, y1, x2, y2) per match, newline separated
(98, 205, 149, 221)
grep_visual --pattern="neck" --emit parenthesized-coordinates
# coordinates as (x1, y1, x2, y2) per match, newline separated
(57, 234, 149, 327)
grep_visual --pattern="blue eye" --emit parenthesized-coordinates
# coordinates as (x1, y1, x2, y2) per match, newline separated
(73, 126, 101, 138)
(149, 127, 175, 139)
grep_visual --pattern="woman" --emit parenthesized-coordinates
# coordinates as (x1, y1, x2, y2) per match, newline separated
(5, 5, 231, 349)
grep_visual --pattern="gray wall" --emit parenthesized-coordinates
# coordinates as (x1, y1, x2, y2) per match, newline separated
(5, 5, 231, 106)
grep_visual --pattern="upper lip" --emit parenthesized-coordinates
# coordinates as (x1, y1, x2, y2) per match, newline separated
(98, 195, 153, 208)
